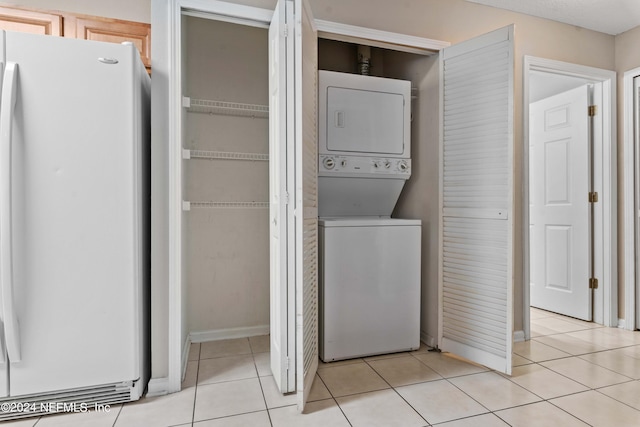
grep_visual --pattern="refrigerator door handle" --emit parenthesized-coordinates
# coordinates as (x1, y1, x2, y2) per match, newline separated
(0, 62, 21, 362)
(0, 60, 5, 364)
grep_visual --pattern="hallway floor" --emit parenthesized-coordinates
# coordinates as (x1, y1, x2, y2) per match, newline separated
(6, 308, 640, 426)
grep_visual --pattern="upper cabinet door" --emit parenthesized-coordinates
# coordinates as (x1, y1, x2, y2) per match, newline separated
(0, 6, 62, 36)
(0, 6, 151, 73)
(439, 26, 514, 375)
(65, 15, 151, 71)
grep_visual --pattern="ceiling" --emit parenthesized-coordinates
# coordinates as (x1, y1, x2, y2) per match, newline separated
(464, 0, 640, 35)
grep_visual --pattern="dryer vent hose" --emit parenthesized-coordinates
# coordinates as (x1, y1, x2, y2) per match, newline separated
(357, 45, 371, 75)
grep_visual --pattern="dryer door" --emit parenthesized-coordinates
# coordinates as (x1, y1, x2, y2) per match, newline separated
(326, 86, 405, 154)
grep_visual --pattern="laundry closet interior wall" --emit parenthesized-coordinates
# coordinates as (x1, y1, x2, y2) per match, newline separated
(183, 16, 270, 339)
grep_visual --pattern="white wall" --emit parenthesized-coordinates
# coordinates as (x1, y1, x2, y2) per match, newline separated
(529, 71, 592, 103)
(9, 0, 151, 23)
(385, 51, 440, 347)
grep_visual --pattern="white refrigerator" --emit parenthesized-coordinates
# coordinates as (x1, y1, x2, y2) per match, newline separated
(0, 31, 150, 418)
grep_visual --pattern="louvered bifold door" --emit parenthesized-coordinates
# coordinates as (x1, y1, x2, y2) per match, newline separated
(269, 0, 295, 393)
(439, 26, 514, 375)
(293, 0, 318, 411)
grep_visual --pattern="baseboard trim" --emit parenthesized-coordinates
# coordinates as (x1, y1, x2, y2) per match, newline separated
(181, 335, 191, 383)
(189, 325, 270, 343)
(513, 330, 525, 343)
(146, 377, 171, 397)
(420, 330, 436, 348)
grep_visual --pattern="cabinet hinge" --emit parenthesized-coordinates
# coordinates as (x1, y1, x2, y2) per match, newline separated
(283, 25, 289, 38)
(286, 357, 291, 371)
(284, 192, 290, 205)
(588, 192, 598, 203)
(589, 278, 599, 289)
(588, 105, 597, 117)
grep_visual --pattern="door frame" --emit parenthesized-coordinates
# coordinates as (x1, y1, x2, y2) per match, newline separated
(150, 0, 449, 395)
(523, 56, 617, 339)
(150, 0, 274, 396)
(622, 66, 640, 331)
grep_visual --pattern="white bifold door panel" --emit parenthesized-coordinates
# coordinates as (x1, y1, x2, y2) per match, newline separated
(636, 77, 640, 330)
(530, 85, 592, 321)
(439, 26, 514, 375)
(293, 0, 319, 411)
(268, 0, 294, 396)
(269, 0, 318, 411)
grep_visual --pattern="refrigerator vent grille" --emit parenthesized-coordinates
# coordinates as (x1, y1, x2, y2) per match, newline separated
(0, 382, 134, 421)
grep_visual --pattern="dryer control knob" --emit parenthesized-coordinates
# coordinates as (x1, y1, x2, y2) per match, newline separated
(323, 157, 335, 170)
(341, 159, 347, 167)
(398, 160, 409, 172)
(383, 161, 391, 169)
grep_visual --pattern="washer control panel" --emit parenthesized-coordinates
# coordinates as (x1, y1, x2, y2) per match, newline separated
(319, 155, 411, 176)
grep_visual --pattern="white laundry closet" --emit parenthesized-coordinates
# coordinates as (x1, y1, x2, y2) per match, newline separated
(179, 13, 434, 347)
(156, 2, 516, 403)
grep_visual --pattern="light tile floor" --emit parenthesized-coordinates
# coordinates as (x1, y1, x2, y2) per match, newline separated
(6, 309, 640, 426)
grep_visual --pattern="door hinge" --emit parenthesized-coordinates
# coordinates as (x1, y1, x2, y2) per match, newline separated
(286, 357, 291, 371)
(588, 192, 598, 203)
(284, 192, 290, 205)
(589, 278, 599, 289)
(283, 24, 289, 38)
(588, 105, 597, 116)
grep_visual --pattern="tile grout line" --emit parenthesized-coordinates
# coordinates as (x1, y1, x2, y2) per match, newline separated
(491, 400, 588, 427)
(544, 395, 599, 426)
(251, 342, 274, 427)
(440, 372, 496, 421)
(507, 354, 633, 400)
(361, 355, 433, 426)
(110, 402, 124, 427)
(190, 343, 202, 426)
(446, 365, 595, 426)
(531, 334, 624, 355)
(315, 372, 355, 427)
(592, 383, 640, 412)
(539, 358, 635, 389)
(501, 349, 640, 424)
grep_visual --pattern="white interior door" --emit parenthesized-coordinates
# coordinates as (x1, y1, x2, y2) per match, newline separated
(293, 0, 318, 411)
(269, 0, 295, 393)
(439, 26, 514, 375)
(530, 85, 592, 321)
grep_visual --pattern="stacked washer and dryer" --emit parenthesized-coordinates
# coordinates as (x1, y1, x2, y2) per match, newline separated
(318, 70, 421, 362)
